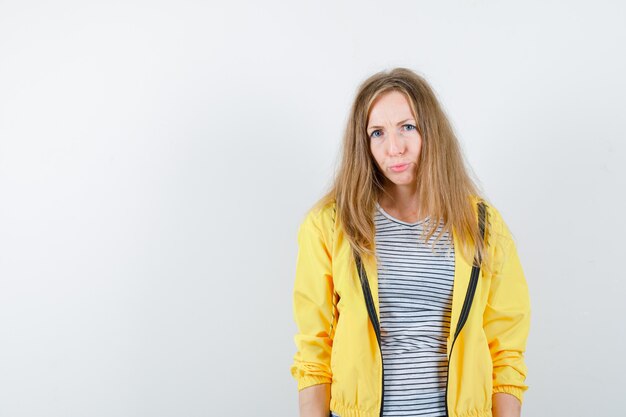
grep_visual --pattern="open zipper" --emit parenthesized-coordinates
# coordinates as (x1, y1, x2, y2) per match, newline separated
(354, 254, 385, 417)
(444, 201, 487, 417)
(444, 245, 483, 417)
(354, 201, 487, 417)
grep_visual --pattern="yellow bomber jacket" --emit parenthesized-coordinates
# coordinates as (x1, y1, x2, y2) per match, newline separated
(290, 196, 531, 417)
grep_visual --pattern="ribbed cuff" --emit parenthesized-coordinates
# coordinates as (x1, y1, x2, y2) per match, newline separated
(297, 375, 332, 391)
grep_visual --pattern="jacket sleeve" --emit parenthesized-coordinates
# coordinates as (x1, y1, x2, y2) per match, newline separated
(483, 207, 531, 404)
(290, 210, 337, 391)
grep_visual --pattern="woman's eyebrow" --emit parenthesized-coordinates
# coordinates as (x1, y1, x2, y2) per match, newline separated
(367, 118, 415, 130)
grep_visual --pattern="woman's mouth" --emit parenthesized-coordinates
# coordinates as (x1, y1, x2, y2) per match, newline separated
(390, 163, 410, 172)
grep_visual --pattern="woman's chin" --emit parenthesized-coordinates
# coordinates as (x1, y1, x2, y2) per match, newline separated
(385, 178, 417, 187)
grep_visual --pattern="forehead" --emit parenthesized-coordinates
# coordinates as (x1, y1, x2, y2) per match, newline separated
(367, 90, 416, 124)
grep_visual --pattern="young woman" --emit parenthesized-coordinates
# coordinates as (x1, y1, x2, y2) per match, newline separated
(290, 68, 530, 417)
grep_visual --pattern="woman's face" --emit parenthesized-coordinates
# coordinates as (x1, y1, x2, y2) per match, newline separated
(367, 90, 422, 189)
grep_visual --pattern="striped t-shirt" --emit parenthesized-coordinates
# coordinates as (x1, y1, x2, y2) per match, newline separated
(330, 203, 455, 417)
(375, 201, 454, 417)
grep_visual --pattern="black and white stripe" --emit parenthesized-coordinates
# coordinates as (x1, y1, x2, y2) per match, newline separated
(374, 201, 454, 417)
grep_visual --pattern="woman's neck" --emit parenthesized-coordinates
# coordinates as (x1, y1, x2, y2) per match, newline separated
(378, 185, 427, 224)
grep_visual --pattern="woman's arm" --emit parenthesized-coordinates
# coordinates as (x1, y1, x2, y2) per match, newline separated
(492, 392, 521, 417)
(298, 383, 331, 417)
(290, 210, 338, 412)
(483, 206, 531, 407)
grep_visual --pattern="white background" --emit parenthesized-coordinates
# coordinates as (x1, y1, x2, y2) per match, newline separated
(1, 1, 624, 416)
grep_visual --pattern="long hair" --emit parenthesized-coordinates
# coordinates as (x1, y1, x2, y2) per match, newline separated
(313, 67, 493, 272)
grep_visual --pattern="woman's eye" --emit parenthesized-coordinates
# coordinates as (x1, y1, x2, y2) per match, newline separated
(370, 130, 382, 138)
(404, 124, 416, 131)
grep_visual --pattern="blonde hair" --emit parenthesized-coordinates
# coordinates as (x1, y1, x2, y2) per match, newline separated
(313, 67, 493, 272)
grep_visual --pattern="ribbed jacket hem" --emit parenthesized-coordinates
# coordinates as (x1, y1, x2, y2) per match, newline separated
(330, 400, 492, 417)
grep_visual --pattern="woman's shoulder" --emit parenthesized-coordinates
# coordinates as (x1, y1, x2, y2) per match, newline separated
(474, 196, 520, 259)
(467, 194, 514, 247)
(298, 197, 337, 237)
(469, 194, 505, 228)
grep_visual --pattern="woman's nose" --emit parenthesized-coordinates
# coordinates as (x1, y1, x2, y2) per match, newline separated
(387, 131, 405, 155)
